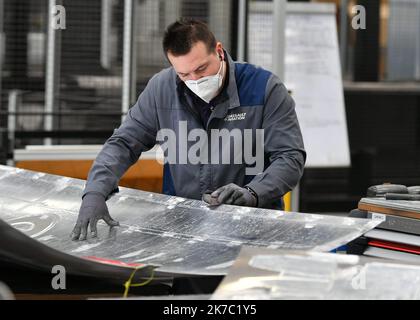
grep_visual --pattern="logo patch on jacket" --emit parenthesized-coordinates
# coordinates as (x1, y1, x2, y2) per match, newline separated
(224, 112, 246, 122)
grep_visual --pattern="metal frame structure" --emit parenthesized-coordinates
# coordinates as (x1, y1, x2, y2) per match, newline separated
(237, 0, 247, 62)
(44, 0, 63, 145)
(7, 91, 20, 158)
(340, 0, 349, 72)
(100, 0, 113, 70)
(272, 0, 298, 211)
(273, 0, 286, 81)
(387, 0, 420, 80)
(0, 0, 3, 111)
(122, 0, 135, 123)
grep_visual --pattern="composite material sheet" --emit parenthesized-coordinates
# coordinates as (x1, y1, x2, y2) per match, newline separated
(213, 247, 420, 300)
(0, 166, 379, 276)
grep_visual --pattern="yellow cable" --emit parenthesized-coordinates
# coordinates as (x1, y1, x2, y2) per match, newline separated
(123, 266, 155, 298)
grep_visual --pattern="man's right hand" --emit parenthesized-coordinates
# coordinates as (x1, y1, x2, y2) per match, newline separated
(70, 192, 119, 241)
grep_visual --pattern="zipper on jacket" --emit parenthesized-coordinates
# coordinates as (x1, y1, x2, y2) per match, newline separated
(177, 88, 210, 195)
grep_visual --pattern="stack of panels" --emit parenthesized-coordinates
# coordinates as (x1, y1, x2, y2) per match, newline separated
(358, 198, 420, 263)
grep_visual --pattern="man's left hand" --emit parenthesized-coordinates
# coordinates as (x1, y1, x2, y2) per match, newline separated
(202, 183, 257, 207)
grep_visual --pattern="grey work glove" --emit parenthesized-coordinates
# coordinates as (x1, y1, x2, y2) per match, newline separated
(202, 183, 258, 207)
(70, 192, 119, 241)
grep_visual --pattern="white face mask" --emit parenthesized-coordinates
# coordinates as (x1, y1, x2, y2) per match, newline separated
(184, 59, 224, 103)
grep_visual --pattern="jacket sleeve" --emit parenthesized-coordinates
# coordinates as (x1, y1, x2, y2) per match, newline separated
(246, 74, 306, 208)
(83, 76, 159, 199)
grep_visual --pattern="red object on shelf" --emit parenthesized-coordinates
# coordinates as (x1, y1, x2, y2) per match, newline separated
(368, 239, 420, 255)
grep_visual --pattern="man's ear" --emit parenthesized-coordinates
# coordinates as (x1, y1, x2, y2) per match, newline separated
(216, 42, 224, 60)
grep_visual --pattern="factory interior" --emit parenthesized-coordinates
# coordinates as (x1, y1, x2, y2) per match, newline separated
(1, 0, 420, 306)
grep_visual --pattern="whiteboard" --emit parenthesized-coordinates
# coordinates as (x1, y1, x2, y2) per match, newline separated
(249, 3, 351, 168)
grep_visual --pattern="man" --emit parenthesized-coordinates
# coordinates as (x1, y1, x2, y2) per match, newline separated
(71, 19, 306, 241)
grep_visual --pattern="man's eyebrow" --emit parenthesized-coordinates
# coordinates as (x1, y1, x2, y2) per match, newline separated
(178, 63, 208, 77)
(194, 63, 208, 72)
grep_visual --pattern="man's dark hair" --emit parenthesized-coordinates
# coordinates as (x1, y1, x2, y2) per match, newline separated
(163, 18, 217, 57)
